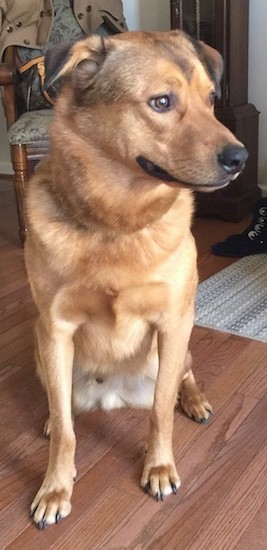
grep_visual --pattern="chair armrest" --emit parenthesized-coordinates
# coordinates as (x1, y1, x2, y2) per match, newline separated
(0, 62, 13, 85)
(0, 62, 17, 128)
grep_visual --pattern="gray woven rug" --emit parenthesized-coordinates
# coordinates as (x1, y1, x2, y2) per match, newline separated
(195, 254, 267, 342)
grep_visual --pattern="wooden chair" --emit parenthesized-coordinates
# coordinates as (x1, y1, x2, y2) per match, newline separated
(0, 46, 52, 244)
(0, 0, 121, 244)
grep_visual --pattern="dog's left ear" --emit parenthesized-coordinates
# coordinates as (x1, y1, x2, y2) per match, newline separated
(44, 35, 110, 91)
(198, 41, 223, 99)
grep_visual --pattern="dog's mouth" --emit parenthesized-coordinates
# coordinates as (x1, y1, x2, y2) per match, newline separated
(136, 156, 178, 183)
(136, 155, 235, 191)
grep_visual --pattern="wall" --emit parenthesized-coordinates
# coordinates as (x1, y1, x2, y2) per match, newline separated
(123, 0, 170, 31)
(248, 0, 267, 192)
(1, 1, 267, 193)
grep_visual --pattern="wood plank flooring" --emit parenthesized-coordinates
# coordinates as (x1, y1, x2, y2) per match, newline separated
(1, 177, 267, 549)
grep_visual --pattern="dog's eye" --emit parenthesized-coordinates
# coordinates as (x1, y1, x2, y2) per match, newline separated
(209, 91, 216, 106)
(148, 95, 174, 112)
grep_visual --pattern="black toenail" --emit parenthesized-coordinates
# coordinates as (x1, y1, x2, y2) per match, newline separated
(30, 505, 38, 517)
(171, 482, 177, 494)
(56, 512, 61, 523)
(144, 482, 150, 493)
(38, 518, 47, 530)
(156, 490, 164, 502)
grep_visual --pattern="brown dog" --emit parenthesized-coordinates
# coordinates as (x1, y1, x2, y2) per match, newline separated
(25, 30, 247, 528)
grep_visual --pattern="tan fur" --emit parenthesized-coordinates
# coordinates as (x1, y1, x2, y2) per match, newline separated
(25, 31, 245, 527)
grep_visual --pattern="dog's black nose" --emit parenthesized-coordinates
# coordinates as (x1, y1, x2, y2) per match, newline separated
(218, 146, 248, 175)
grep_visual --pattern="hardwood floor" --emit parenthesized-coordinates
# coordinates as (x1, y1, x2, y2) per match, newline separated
(1, 177, 267, 549)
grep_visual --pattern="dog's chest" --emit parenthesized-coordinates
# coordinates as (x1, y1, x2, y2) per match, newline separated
(71, 279, 164, 369)
(74, 287, 152, 368)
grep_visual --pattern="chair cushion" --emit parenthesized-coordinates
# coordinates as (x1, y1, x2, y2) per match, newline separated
(7, 110, 52, 145)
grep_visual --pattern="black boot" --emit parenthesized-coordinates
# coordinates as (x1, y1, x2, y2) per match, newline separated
(211, 198, 267, 257)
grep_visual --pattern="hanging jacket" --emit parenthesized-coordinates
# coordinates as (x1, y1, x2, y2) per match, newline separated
(0, 0, 128, 60)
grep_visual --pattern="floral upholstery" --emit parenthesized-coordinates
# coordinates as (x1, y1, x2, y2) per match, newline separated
(7, 110, 53, 145)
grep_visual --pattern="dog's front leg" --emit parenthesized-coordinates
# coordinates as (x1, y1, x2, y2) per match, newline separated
(141, 307, 194, 500)
(31, 318, 77, 528)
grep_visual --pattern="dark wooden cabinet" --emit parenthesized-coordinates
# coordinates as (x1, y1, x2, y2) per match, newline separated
(171, 0, 260, 221)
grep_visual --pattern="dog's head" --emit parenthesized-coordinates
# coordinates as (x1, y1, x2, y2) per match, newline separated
(45, 31, 248, 192)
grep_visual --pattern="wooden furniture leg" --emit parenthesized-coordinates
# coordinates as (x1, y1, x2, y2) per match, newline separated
(11, 144, 28, 244)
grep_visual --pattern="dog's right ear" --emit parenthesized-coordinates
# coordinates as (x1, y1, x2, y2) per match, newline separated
(44, 43, 73, 90)
(45, 35, 110, 93)
(62, 35, 109, 91)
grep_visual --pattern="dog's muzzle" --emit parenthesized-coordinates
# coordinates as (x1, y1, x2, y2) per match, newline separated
(136, 145, 248, 190)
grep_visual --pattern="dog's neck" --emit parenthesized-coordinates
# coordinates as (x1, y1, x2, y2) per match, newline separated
(49, 139, 191, 234)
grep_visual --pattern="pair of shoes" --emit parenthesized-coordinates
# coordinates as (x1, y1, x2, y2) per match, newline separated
(211, 198, 267, 257)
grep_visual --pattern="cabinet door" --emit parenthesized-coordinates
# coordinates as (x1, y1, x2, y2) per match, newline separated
(226, 0, 248, 106)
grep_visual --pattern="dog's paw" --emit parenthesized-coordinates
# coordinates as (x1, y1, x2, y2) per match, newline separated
(180, 389, 213, 423)
(140, 463, 180, 501)
(30, 474, 76, 528)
